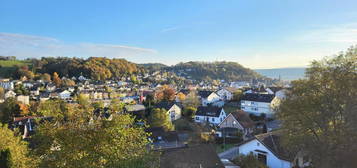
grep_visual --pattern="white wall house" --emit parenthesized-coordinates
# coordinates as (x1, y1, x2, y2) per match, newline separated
(240, 93, 278, 117)
(237, 132, 310, 168)
(59, 90, 71, 100)
(218, 111, 254, 140)
(200, 92, 221, 106)
(238, 139, 291, 168)
(167, 104, 182, 122)
(194, 106, 227, 125)
(216, 88, 234, 101)
(154, 102, 182, 122)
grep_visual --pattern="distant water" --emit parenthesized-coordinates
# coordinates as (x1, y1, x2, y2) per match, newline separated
(254, 67, 306, 81)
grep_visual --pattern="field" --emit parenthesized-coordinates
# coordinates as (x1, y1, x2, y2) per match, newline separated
(0, 60, 31, 78)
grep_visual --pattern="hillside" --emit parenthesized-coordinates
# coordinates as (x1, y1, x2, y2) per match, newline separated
(0, 60, 31, 78)
(137, 63, 168, 72)
(166, 61, 265, 82)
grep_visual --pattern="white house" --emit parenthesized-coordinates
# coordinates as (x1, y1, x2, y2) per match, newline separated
(194, 106, 227, 125)
(237, 131, 310, 168)
(218, 110, 254, 140)
(59, 90, 71, 100)
(5, 90, 16, 99)
(216, 87, 236, 101)
(154, 102, 182, 122)
(198, 91, 221, 106)
(0, 80, 14, 90)
(240, 93, 279, 117)
(16, 95, 30, 105)
(230, 81, 250, 89)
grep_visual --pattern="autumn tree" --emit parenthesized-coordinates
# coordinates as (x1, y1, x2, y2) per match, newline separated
(149, 108, 174, 131)
(52, 72, 62, 87)
(33, 114, 157, 168)
(155, 85, 176, 102)
(109, 98, 124, 114)
(16, 66, 34, 80)
(0, 124, 38, 168)
(182, 91, 200, 108)
(0, 87, 4, 100)
(277, 46, 357, 168)
(176, 92, 186, 102)
(182, 106, 197, 120)
(40, 73, 51, 82)
(0, 98, 21, 124)
(61, 79, 75, 87)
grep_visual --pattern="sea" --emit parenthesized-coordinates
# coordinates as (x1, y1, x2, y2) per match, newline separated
(254, 67, 306, 81)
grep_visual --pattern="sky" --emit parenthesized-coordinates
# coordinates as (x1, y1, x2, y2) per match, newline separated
(1, 0, 357, 69)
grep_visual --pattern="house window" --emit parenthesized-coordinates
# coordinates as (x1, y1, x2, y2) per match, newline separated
(212, 118, 215, 122)
(257, 153, 267, 165)
(195, 117, 199, 120)
(241, 106, 245, 109)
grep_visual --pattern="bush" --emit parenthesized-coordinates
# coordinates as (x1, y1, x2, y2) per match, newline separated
(232, 152, 268, 168)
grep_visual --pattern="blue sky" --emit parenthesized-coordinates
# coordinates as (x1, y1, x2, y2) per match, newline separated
(1, 0, 357, 68)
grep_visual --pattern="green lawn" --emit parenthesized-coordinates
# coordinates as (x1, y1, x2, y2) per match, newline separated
(215, 143, 236, 153)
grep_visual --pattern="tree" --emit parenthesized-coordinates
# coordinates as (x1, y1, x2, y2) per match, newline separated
(0, 123, 37, 168)
(277, 46, 357, 168)
(0, 87, 4, 100)
(155, 85, 176, 101)
(33, 114, 157, 168)
(36, 99, 68, 122)
(149, 108, 174, 131)
(232, 153, 268, 168)
(40, 73, 51, 82)
(0, 98, 21, 124)
(16, 66, 34, 80)
(61, 79, 75, 87)
(176, 92, 186, 102)
(14, 84, 29, 95)
(182, 91, 200, 108)
(182, 106, 197, 120)
(52, 72, 62, 87)
(109, 98, 124, 114)
(232, 90, 243, 101)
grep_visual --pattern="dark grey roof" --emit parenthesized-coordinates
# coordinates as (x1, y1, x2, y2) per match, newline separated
(255, 131, 294, 161)
(196, 106, 223, 117)
(198, 90, 214, 98)
(241, 93, 275, 103)
(154, 101, 177, 110)
(160, 144, 225, 168)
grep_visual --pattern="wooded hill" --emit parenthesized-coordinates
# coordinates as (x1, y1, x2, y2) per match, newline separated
(0, 57, 266, 81)
(166, 61, 264, 82)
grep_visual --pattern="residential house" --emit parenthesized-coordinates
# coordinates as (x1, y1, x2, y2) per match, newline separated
(216, 87, 236, 101)
(218, 110, 254, 140)
(198, 90, 221, 106)
(5, 90, 16, 99)
(154, 102, 182, 122)
(124, 104, 146, 119)
(237, 131, 310, 168)
(240, 93, 278, 117)
(159, 144, 225, 168)
(194, 106, 227, 125)
(16, 95, 30, 105)
(0, 79, 14, 90)
(46, 83, 56, 92)
(59, 90, 71, 100)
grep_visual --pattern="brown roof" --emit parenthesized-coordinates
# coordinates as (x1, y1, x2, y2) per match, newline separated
(160, 144, 224, 168)
(231, 110, 254, 128)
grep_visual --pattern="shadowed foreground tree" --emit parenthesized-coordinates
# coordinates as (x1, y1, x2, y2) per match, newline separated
(0, 124, 37, 168)
(277, 46, 357, 168)
(232, 152, 267, 168)
(33, 113, 158, 168)
(149, 108, 174, 131)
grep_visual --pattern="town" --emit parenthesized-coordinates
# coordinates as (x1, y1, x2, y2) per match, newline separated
(1, 1, 356, 167)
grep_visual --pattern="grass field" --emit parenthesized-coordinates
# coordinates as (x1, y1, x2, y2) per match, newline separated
(0, 60, 31, 78)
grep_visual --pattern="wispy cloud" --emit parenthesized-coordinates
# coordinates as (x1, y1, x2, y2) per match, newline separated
(0, 32, 157, 59)
(296, 23, 357, 43)
(160, 26, 183, 33)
